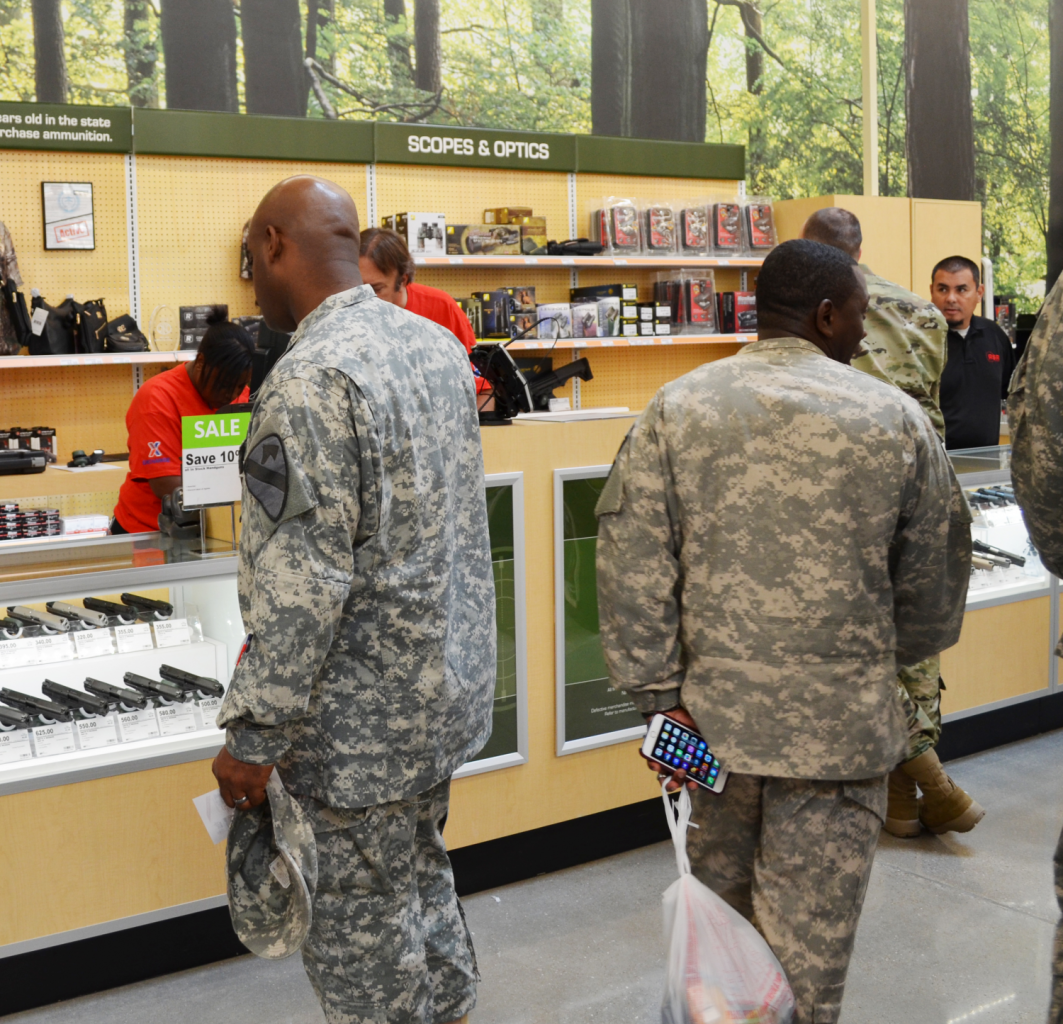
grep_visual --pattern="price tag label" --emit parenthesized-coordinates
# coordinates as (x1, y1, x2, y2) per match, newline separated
(74, 715, 119, 749)
(614, 258, 628, 265)
(31, 721, 77, 756)
(116, 708, 160, 742)
(31, 633, 76, 665)
(413, 256, 426, 265)
(153, 619, 192, 649)
(717, 258, 731, 266)
(600, 339, 615, 346)
(156, 702, 199, 737)
(73, 629, 116, 659)
(448, 257, 464, 265)
(525, 257, 539, 265)
(31, 307, 49, 336)
(0, 638, 33, 669)
(195, 696, 222, 730)
(0, 729, 34, 764)
(560, 258, 575, 266)
(115, 622, 154, 653)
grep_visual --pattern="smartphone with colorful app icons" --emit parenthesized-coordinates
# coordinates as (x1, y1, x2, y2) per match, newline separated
(640, 713, 728, 793)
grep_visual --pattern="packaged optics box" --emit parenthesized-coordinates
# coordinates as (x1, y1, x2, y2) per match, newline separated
(396, 212, 446, 254)
(447, 224, 521, 256)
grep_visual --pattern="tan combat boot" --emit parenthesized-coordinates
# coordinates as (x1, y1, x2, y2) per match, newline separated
(884, 767, 921, 837)
(901, 750, 985, 834)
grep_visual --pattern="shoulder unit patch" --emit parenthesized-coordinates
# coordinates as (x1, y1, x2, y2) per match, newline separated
(244, 434, 288, 521)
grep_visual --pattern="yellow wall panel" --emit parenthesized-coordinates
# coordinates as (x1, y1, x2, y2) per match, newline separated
(940, 596, 1051, 714)
(911, 198, 982, 302)
(136, 156, 368, 324)
(0, 150, 130, 317)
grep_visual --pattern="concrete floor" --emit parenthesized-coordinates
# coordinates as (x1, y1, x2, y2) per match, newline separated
(9, 730, 1062, 1024)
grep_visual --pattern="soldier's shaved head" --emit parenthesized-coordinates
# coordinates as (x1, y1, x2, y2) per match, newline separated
(801, 208, 863, 259)
(248, 175, 364, 333)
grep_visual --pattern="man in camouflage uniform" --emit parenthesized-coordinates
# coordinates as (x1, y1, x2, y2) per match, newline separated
(1006, 275, 1063, 1024)
(802, 208, 984, 839)
(596, 240, 971, 1023)
(212, 175, 496, 1024)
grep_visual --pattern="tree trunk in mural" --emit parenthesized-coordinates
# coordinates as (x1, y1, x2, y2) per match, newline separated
(904, 0, 975, 201)
(124, 0, 157, 107)
(243, 0, 305, 116)
(414, 0, 442, 94)
(384, 0, 414, 88)
(32, 0, 67, 104)
(591, 0, 632, 136)
(591, 0, 707, 141)
(741, 2, 764, 184)
(629, 0, 708, 141)
(160, 0, 237, 112)
(1049, 0, 1063, 288)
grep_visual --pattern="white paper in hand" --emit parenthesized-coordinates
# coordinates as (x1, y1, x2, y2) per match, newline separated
(193, 789, 235, 844)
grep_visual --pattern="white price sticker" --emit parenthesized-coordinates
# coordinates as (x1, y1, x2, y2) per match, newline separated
(116, 708, 160, 742)
(195, 696, 222, 730)
(30, 633, 76, 665)
(0, 730, 34, 764)
(115, 622, 154, 653)
(31, 306, 49, 336)
(31, 721, 77, 756)
(448, 257, 464, 265)
(73, 629, 116, 659)
(0, 638, 33, 670)
(74, 715, 119, 749)
(156, 702, 198, 736)
(153, 619, 192, 649)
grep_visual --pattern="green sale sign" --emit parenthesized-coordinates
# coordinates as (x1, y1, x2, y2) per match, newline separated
(180, 412, 250, 507)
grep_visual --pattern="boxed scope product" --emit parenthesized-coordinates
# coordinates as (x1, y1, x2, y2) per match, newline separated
(380, 215, 396, 229)
(620, 319, 639, 337)
(474, 290, 512, 338)
(484, 207, 534, 224)
(597, 298, 621, 337)
(509, 312, 538, 340)
(571, 303, 600, 338)
(396, 212, 446, 255)
(456, 297, 482, 339)
(535, 303, 573, 339)
(447, 224, 521, 256)
(717, 291, 757, 333)
(521, 225, 548, 255)
(570, 283, 638, 302)
(505, 286, 537, 313)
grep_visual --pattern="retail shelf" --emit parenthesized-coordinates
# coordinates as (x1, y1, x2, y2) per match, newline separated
(0, 351, 194, 370)
(412, 254, 765, 269)
(506, 333, 754, 351)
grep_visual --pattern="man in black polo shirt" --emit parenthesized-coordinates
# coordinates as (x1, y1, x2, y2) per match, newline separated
(932, 255, 1016, 450)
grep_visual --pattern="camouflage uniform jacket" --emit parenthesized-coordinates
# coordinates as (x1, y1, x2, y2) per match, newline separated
(1009, 276, 1063, 652)
(851, 265, 947, 438)
(218, 285, 497, 809)
(0, 222, 24, 353)
(595, 337, 972, 780)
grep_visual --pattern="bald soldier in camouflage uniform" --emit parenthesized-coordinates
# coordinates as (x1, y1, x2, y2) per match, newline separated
(213, 176, 495, 1024)
(802, 208, 984, 839)
(1007, 275, 1063, 1024)
(596, 240, 971, 1023)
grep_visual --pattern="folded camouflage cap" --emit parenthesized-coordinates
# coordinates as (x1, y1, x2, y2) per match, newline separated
(226, 769, 318, 960)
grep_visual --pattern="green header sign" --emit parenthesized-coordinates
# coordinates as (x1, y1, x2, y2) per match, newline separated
(0, 102, 131, 154)
(134, 108, 375, 163)
(575, 135, 746, 181)
(181, 412, 250, 449)
(375, 121, 577, 172)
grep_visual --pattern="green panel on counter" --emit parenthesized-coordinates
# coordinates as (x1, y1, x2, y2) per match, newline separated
(0, 102, 131, 153)
(133, 109, 374, 163)
(576, 135, 745, 181)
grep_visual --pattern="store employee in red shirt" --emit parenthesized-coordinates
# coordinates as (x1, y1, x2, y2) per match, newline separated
(112, 311, 254, 533)
(359, 227, 477, 355)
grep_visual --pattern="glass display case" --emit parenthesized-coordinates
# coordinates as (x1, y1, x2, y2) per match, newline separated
(948, 445, 1051, 608)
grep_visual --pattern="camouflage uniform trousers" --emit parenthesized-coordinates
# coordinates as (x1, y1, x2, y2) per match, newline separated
(300, 778, 478, 1024)
(1050, 822, 1063, 1024)
(898, 655, 943, 762)
(688, 772, 887, 1024)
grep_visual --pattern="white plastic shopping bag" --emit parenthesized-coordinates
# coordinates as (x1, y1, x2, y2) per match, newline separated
(660, 783, 795, 1024)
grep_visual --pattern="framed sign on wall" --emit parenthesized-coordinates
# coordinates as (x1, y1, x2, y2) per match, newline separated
(554, 466, 646, 756)
(41, 181, 95, 250)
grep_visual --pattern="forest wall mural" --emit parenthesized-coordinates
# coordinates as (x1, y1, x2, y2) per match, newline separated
(0, 0, 1055, 307)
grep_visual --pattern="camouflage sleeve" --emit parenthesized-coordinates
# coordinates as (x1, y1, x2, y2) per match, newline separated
(0, 222, 22, 288)
(219, 372, 362, 764)
(891, 412, 972, 667)
(595, 397, 685, 714)
(1009, 277, 1063, 577)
